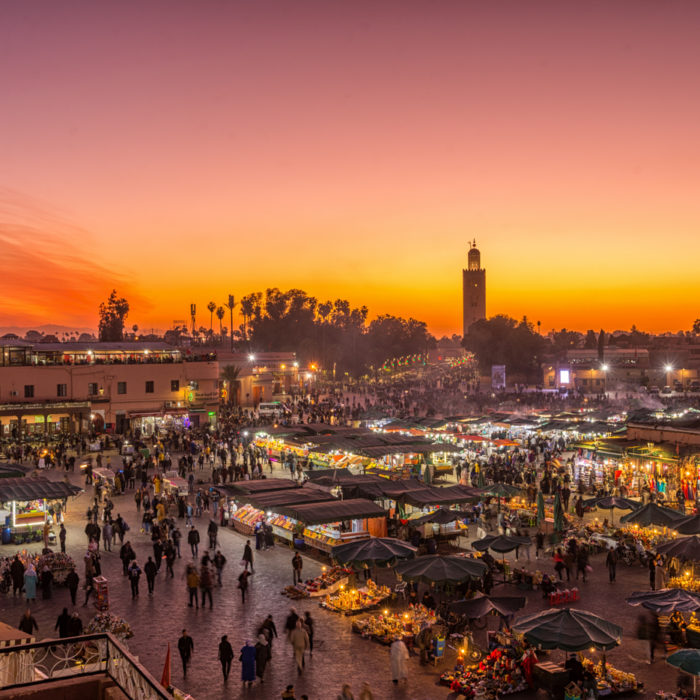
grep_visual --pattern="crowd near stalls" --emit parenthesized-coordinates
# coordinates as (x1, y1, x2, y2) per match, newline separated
(7, 376, 700, 700)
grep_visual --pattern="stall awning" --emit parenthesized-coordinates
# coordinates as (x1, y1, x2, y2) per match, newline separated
(219, 479, 301, 496)
(401, 484, 481, 507)
(275, 498, 387, 525)
(0, 477, 82, 502)
(242, 487, 336, 510)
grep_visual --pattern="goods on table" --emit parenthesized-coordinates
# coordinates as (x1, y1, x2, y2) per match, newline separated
(232, 505, 264, 527)
(351, 604, 438, 644)
(0, 551, 75, 586)
(669, 575, 700, 592)
(441, 643, 527, 698)
(86, 612, 134, 640)
(282, 566, 352, 599)
(580, 658, 642, 695)
(270, 514, 296, 532)
(303, 526, 342, 548)
(321, 579, 391, 615)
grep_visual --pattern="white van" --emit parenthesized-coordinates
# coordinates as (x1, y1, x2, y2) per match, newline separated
(258, 401, 283, 419)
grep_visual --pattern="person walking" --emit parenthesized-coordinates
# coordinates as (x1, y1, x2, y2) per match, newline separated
(606, 547, 618, 583)
(260, 614, 278, 655)
(207, 520, 218, 550)
(188, 526, 200, 558)
(390, 638, 409, 684)
(59, 523, 67, 553)
(18, 609, 38, 635)
(239, 639, 256, 687)
(10, 555, 25, 597)
(655, 558, 667, 590)
(238, 569, 250, 603)
(66, 567, 79, 605)
(292, 552, 303, 584)
(102, 521, 113, 552)
(242, 540, 254, 573)
(290, 619, 309, 675)
(55, 608, 71, 638)
(218, 634, 234, 681)
(255, 633, 269, 683)
(178, 629, 194, 678)
(128, 560, 141, 599)
(144, 556, 158, 595)
(303, 611, 314, 657)
(186, 565, 199, 608)
(200, 564, 214, 609)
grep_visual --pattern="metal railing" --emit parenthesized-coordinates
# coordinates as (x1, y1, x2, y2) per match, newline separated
(0, 633, 170, 699)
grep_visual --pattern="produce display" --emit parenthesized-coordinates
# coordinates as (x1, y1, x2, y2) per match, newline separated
(282, 566, 352, 599)
(270, 514, 296, 532)
(0, 551, 75, 586)
(581, 658, 642, 695)
(321, 579, 391, 615)
(441, 644, 528, 698)
(232, 504, 264, 527)
(303, 526, 342, 548)
(351, 604, 438, 644)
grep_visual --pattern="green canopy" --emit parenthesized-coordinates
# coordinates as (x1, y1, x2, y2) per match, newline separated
(536, 491, 545, 526)
(332, 537, 417, 567)
(513, 608, 622, 651)
(667, 649, 700, 676)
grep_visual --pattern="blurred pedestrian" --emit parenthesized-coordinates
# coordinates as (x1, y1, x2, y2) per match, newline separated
(240, 639, 256, 687)
(238, 569, 250, 603)
(255, 633, 269, 683)
(242, 540, 254, 573)
(290, 620, 309, 674)
(178, 629, 194, 678)
(390, 638, 409, 684)
(218, 634, 234, 681)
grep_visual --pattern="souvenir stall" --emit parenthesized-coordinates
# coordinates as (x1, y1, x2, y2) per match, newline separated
(282, 565, 352, 599)
(0, 477, 81, 545)
(352, 604, 439, 645)
(320, 579, 392, 615)
(440, 630, 529, 698)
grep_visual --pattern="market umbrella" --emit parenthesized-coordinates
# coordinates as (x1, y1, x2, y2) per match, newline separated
(332, 537, 418, 568)
(512, 608, 622, 652)
(667, 649, 700, 696)
(395, 555, 487, 584)
(482, 483, 522, 513)
(449, 593, 526, 619)
(471, 534, 532, 584)
(674, 514, 700, 535)
(626, 588, 700, 614)
(553, 492, 565, 533)
(582, 496, 639, 526)
(656, 535, 700, 561)
(620, 502, 686, 528)
(410, 510, 468, 526)
(536, 491, 545, 527)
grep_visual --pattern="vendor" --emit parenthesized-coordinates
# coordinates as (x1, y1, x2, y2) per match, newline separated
(421, 591, 436, 610)
(669, 610, 687, 645)
(564, 654, 584, 684)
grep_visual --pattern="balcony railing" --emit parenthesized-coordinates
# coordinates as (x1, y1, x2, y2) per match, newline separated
(0, 633, 171, 700)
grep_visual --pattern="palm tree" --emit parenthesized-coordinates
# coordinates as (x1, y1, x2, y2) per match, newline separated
(207, 301, 216, 332)
(220, 364, 241, 405)
(216, 306, 225, 340)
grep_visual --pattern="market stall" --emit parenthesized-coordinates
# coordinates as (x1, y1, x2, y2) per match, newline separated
(0, 477, 81, 545)
(320, 578, 392, 615)
(282, 565, 352, 599)
(162, 473, 189, 497)
(352, 604, 438, 644)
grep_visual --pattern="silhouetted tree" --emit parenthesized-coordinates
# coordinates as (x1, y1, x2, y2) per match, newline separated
(98, 290, 129, 342)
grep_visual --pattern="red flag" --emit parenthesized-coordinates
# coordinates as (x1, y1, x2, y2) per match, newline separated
(161, 643, 171, 689)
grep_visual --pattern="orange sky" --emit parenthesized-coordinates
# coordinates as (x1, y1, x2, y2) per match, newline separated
(1, 1, 699, 337)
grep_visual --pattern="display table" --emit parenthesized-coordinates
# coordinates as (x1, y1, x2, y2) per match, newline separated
(534, 661, 570, 699)
(321, 580, 391, 615)
(352, 604, 438, 645)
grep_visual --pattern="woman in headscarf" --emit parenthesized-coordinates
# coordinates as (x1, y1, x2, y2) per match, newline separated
(24, 563, 38, 602)
(239, 639, 256, 687)
(255, 633, 269, 683)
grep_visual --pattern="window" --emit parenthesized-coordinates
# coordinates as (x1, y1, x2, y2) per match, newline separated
(24, 385, 34, 398)
(57, 383, 67, 397)
(88, 382, 98, 396)
(170, 379, 180, 392)
(145, 381, 154, 393)
(117, 382, 127, 395)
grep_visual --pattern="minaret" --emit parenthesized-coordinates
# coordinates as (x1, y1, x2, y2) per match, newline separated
(462, 240, 486, 336)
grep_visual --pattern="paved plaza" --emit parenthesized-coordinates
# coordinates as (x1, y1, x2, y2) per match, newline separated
(0, 456, 684, 699)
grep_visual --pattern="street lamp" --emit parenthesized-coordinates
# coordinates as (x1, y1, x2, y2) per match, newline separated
(665, 364, 673, 387)
(601, 364, 609, 395)
(248, 354, 255, 362)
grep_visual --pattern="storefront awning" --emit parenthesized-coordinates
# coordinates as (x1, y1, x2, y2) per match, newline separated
(275, 498, 387, 525)
(0, 477, 82, 502)
(220, 479, 302, 496)
(401, 485, 481, 507)
(242, 488, 335, 510)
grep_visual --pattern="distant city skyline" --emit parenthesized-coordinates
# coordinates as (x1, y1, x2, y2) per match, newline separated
(2, 1, 700, 336)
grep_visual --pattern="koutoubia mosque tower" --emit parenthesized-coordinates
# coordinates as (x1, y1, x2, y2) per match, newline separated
(462, 240, 486, 336)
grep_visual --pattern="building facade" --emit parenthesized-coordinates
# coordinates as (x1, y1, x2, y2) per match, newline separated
(0, 341, 219, 437)
(462, 240, 486, 337)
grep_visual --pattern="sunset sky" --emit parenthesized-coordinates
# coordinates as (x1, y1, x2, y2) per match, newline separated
(1, 0, 699, 337)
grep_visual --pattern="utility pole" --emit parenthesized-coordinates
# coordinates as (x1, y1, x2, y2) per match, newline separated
(190, 304, 196, 335)
(227, 294, 237, 351)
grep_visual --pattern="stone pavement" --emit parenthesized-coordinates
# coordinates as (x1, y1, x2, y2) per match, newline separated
(0, 457, 683, 699)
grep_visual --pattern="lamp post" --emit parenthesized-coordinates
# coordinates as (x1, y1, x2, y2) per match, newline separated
(601, 364, 609, 396)
(665, 364, 673, 388)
